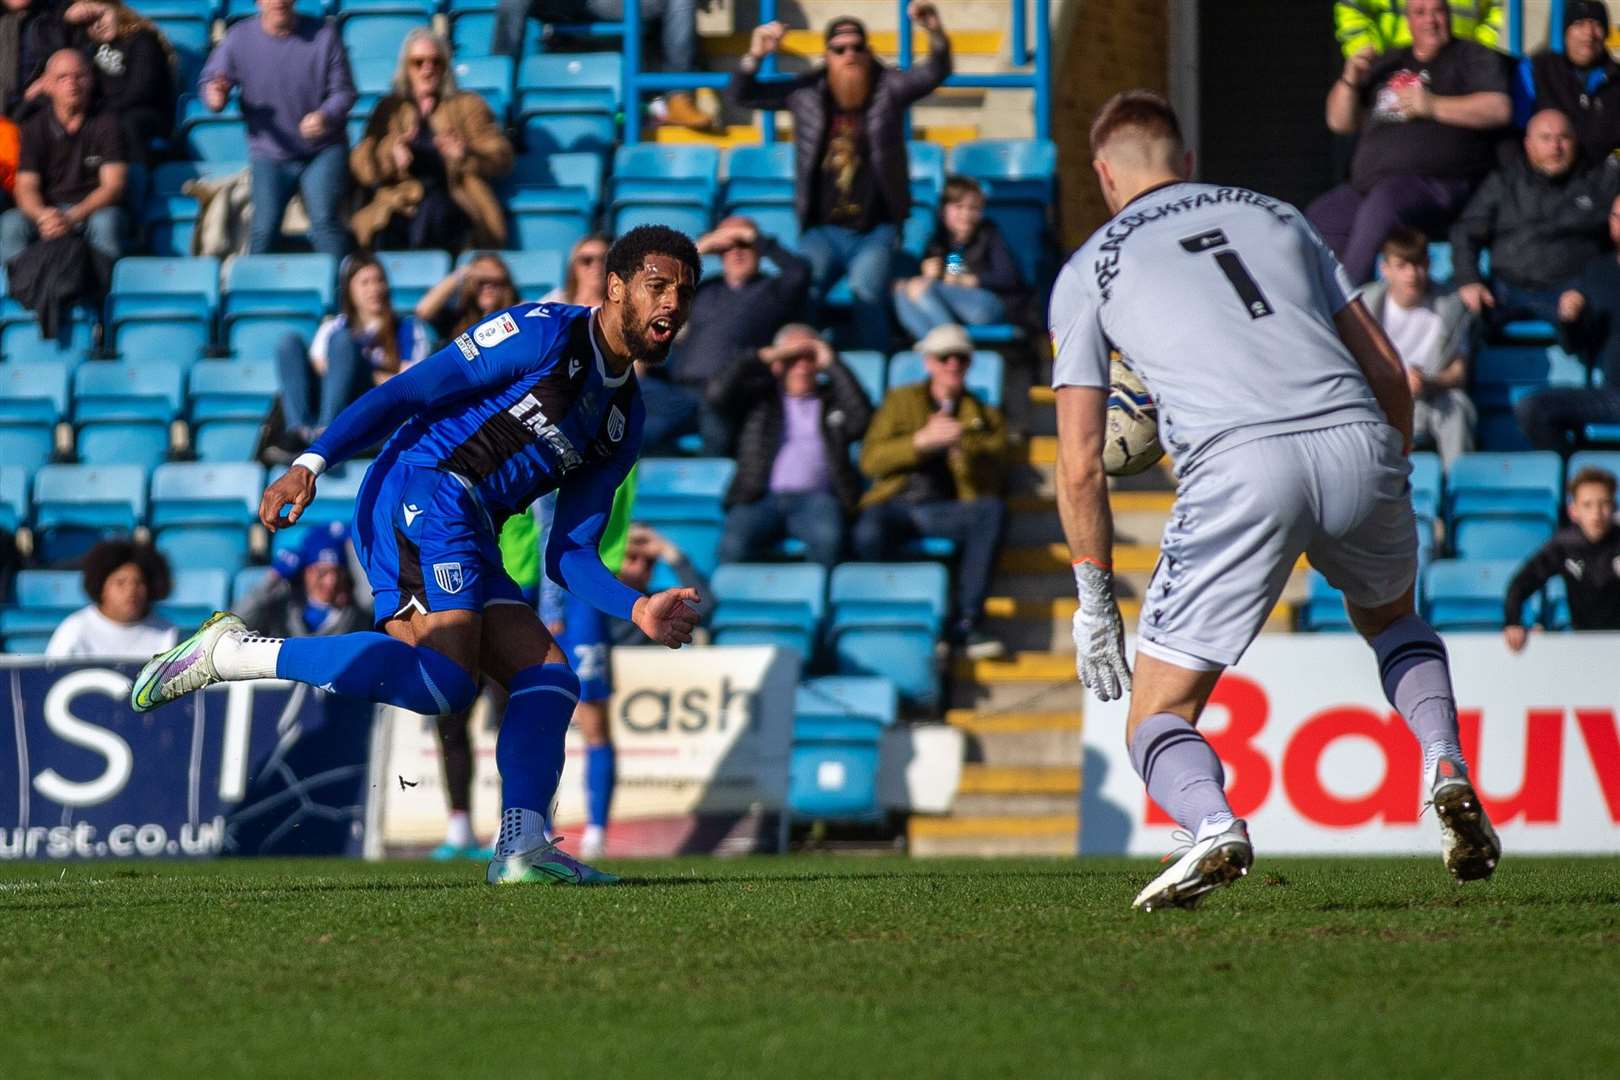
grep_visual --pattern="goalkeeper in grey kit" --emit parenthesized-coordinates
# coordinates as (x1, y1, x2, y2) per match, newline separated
(1048, 91, 1500, 912)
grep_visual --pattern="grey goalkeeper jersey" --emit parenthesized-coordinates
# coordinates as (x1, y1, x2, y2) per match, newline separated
(1050, 181, 1385, 475)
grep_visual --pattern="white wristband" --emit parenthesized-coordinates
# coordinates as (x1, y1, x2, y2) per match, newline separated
(291, 452, 327, 477)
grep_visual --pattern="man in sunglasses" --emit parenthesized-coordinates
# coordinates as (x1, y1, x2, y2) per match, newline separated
(728, 2, 951, 352)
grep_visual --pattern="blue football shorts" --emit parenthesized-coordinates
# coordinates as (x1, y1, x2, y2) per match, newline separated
(555, 590, 612, 702)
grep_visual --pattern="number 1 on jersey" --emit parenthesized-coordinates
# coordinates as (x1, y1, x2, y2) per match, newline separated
(1179, 229, 1275, 321)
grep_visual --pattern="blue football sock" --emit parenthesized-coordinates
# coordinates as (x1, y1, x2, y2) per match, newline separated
(585, 743, 616, 828)
(276, 633, 477, 715)
(496, 663, 580, 819)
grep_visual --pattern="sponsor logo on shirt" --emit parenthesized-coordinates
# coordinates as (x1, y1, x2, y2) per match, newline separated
(433, 562, 465, 594)
(455, 334, 477, 360)
(473, 312, 519, 348)
(1567, 558, 1585, 580)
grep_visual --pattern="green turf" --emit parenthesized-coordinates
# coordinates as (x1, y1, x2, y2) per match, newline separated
(3, 856, 1617, 1077)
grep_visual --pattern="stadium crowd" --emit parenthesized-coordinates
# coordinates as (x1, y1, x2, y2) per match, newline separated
(6, 0, 1620, 850)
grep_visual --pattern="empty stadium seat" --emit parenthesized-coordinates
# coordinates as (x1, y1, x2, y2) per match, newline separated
(0, 423, 52, 469)
(193, 421, 264, 462)
(350, 57, 394, 110)
(517, 53, 621, 154)
(886, 350, 1004, 408)
(180, 95, 249, 160)
(0, 360, 70, 423)
(907, 140, 946, 207)
(723, 202, 800, 250)
(507, 148, 603, 205)
(1423, 559, 1531, 632)
(1452, 518, 1553, 562)
(108, 256, 219, 327)
(158, 568, 231, 627)
(789, 675, 898, 823)
(375, 250, 452, 310)
(0, 569, 83, 642)
(268, 461, 368, 526)
(223, 0, 323, 19)
(73, 360, 186, 424)
(709, 563, 827, 658)
(189, 359, 279, 423)
(609, 144, 718, 205)
(31, 464, 148, 562)
(827, 562, 948, 706)
(150, 462, 265, 528)
(0, 465, 27, 533)
(724, 144, 795, 206)
(1409, 451, 1442, 520)
(1446, 452, 1562, 557)
(452, 55, 515, 120)
(77, 423, 170, 469)
(1298, 570, 1354, 633)
(507, 199, 590, 256)
(840, 350, 886, 407)
(1471, 344, 1587, 450)
(450, 9, 512, 58)
(634, 458, 735, 576)
(339, 13, 430, 63)
(224, 254, 338, 319)
(2, 317, 95, 368)
(612, 202, 712, 241)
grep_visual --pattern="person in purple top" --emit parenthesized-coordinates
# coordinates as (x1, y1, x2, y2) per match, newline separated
(198, 0, 355, 256)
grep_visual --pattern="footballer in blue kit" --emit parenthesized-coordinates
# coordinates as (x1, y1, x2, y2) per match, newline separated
(130, 226, 705, 886)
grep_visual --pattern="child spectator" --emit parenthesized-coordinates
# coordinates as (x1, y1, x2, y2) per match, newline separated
(1503, 466, 1620, 651)
(45, 539, 177, 658)
(1359, 225, 1478, 464)
(272, 252, 431, 455)
(893, 175, 1023, 339)
(414, 252, 517, 346)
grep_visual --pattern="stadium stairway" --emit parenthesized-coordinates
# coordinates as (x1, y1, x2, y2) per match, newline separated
(659, 0, 1038, 147)
(909, 386, 1306, 857)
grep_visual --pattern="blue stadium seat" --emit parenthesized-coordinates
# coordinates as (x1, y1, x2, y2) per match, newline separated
(150, 462, 265, 528)
(452, 55, 515, 120)
(339, 0, 433, 11)
(350, 56, 394, 97)
(224, 254, 338, 320)
(1426, 241, 1454, 286)
(116, 320, 210, 368)
(189, 359, 279, 423)
(1452, 518, 1552, 562)
(1472, 344, 1587, 450)
(0, 465, 29, 533)
(724, 144, 795, 206)
(722, 202, 800, 251)
(339, 14, 430, 63)
(827, 562, 948, 707)
(0, 423, 52, 469)
(0, 569, 84, 641)
(1409, 451, 1442, 520)
(228, 315, 320, 361)
(155, 525, 251, 573)
(73, 360, 186, 423)
(1568, 451, 1620, 486)
(193, 420, 264, 462)
(634, 458, 735, 576)
(1423, 559, 1531, 632)
(508, 206, 588, 258)
(611, 202, 712, 240)
(507, 148, 603, 207)
(1582, 422, 1620, 444)
(610, 144, 718, 205)
(2, 318, 94, 368)
(31, 464, 148, 561)
(1298, 570, 1354, 633)
(840, 350, 885, 407)
(108, 256, 217, 334)
(886, 350, 1004, 408)
(907, 140, 946, 207)
(375, 250, 453, 311)
(789, 674, 898, 823)
(794, 676, 898, 737)
(516, 54, 620, 153)
(223, 0, 323, 19)
(1446, 452, 1562, 530)
(0, 360, 70, 422)
(458, 249, 564, 299)
(268, 461, 368, 526)
(149, 16, 209, 100)
(709, 563, 827, 658)
(158, 568, 231, 627)
(76, 423, 170, 468)
(179, 95, 250, 160)
(450, 10, 511, 58)
(1542, 574, 1571, 630)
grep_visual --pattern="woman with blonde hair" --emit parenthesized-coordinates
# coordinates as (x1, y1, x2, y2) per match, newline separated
(350, 29, 512, 251)
(541, 233, 611, 305)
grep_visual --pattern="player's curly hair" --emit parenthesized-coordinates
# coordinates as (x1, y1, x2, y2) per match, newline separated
(605, 225, 701, 289)
(82, 539, 172, 606)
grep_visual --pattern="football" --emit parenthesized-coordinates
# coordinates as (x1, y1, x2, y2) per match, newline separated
(1103, 357, 1164, 476)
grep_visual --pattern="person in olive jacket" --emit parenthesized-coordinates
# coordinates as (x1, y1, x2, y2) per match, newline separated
(709, 323, 873, 569)
(854, 323, 1008, 659)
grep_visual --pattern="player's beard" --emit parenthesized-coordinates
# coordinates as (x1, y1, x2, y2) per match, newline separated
(619, 303, 673, 365)
(828, 62, 871, 111)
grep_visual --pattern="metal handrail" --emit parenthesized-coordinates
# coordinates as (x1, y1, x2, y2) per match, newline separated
(897, 0, 1051, 142)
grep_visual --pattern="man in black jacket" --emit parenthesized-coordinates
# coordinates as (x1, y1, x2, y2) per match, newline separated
(709, 323, 872, 568)
(1451, 108, 1620, 326)
(726, 2, 950, 351)
(1503, 465, 1620, 651)
(1517, 1, 1620, 166)
(643, 215, 811, 455)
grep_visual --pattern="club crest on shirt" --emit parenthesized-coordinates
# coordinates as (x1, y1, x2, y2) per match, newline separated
(607, 405, 625, 442)
(433, 562, 464, 594)
(474, 312, 519, 348)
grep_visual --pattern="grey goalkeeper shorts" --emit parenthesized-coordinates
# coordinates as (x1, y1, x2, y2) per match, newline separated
(1138, 421, 1417, 670)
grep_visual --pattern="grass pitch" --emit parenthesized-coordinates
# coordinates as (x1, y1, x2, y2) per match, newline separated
(2, 855, 1617, 1078)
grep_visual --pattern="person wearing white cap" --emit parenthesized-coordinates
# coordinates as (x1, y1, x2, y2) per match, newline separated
(853, 323, 1008, 659)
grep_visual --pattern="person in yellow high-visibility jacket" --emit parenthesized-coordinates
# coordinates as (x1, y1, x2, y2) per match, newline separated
(1336, 0, 1504, 57)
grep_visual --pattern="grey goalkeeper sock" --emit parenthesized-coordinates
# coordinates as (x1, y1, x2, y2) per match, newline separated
(1128, 712, 1235, 837)
(1370, 613, 1466, 779)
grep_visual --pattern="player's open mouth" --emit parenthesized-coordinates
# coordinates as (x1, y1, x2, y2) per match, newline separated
(649, 317, 675, 344)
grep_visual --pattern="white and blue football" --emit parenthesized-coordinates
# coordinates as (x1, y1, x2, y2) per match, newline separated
(1103, 357, 1164, 477)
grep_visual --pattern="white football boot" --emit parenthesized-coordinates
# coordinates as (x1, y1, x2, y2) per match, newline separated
(130, 611, 244, 713)
(1427, 755, 1500, 882)
(1132, 819, 1253, 913)
(487, 837, 619, 886)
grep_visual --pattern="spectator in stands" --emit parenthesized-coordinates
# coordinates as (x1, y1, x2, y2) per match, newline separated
(61, 1, 174, 167)
(1450, 109, 1618, 326)
(45, 539, 177, 658)
(1335, 0, 1502, 56)
(1519, 193, 1620, 449)
(272, 252, 432, 455)
(1310, 0, 1511, 285)
(540, 232, 609, 305)
(198, 0, 355, 258)
(1514, 2, 1620, 164)
(710, 323, 872, 568)
(1361, 226, 1478, 464)
(415, 252, 517, 346)
(234, 523, 372, 638)
(644, 215, 812, 455)
(0, 48, 125, 269)
(350, 30, 512, 253)
(728, 3, 951, 352)
(1503, 465, 1620, 651)
(854, 323, 1007, 659)
(892, 175, 1023, 340)
(491, 0, 713, 131)
(0, 0, 68, 118)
